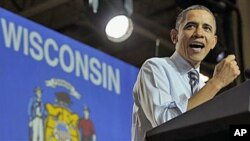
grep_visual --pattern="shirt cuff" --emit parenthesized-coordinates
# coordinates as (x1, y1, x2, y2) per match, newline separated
(167, 95, 188, 114)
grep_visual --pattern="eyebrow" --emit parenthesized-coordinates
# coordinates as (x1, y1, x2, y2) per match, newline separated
(184, 21, 213, 30)
(203, 23, 213, 29)
(183, 21, 197, 29)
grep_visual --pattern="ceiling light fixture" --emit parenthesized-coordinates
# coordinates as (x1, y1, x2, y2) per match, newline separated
(105, 15, 133, 43)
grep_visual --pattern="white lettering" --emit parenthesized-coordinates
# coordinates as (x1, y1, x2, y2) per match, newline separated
(242, 129, 247, 135)
(23, 28, 29, 55)
(44, 38, 58, 67)
(108, 66, 120, 94)
(102, 63, 107, 89)
(0, 17, 121, 95)
(75, 51, 89, 80)
(59, 44, 74, 73)
(29, 31, 43, 61)
(1, 18, 22, 51)
(90, 57, 102, 85)
(234, 129, 247, 136)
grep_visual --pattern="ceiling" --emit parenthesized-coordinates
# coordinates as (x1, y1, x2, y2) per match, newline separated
(0, 0, 240, 78)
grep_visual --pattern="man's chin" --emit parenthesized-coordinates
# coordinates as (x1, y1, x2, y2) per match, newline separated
(188, 56, 203, 67)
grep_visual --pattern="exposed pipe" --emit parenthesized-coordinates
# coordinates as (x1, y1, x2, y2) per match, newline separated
(20, 0, 71, 17)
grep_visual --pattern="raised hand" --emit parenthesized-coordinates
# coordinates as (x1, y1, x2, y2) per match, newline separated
(212, 55, 241, 89)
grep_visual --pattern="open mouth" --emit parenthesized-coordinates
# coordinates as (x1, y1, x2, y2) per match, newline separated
(189, 42, 205, 49)
(189, 42, 205, 53)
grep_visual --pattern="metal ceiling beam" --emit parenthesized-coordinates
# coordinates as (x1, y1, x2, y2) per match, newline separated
(20, 0, 71, 17)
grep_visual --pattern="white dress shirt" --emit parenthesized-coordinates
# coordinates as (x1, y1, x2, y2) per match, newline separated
(132, 52, 205, 141)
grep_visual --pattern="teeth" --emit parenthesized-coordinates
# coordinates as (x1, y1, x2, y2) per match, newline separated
(189, 42, 204, 48)
(191, 43, 203, 46)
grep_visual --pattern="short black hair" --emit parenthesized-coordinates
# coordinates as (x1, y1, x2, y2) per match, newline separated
(175, 5, 216, 32)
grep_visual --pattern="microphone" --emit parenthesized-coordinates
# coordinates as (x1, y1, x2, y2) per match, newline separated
(244, 69, 250, 79)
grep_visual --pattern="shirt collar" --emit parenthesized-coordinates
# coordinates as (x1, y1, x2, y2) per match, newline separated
(170, 51, 200, 74)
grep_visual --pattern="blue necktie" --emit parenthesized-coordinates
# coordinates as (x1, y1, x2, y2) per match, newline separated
(188, 70, 199, 95)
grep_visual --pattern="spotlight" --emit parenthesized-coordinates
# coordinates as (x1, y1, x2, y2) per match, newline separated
(105, 15, 133, 43)
(84, 0, 133, 43)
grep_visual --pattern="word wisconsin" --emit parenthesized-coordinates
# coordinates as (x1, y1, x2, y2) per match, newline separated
(0, 17, 121, 95)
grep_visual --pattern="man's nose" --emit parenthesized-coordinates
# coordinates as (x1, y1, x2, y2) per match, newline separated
(193, 27, 204, 38)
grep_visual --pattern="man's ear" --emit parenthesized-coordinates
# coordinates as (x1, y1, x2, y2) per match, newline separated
(170, 29, 178, 44)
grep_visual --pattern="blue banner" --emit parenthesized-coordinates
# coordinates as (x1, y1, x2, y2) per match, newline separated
(0, 8, 138, 141)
